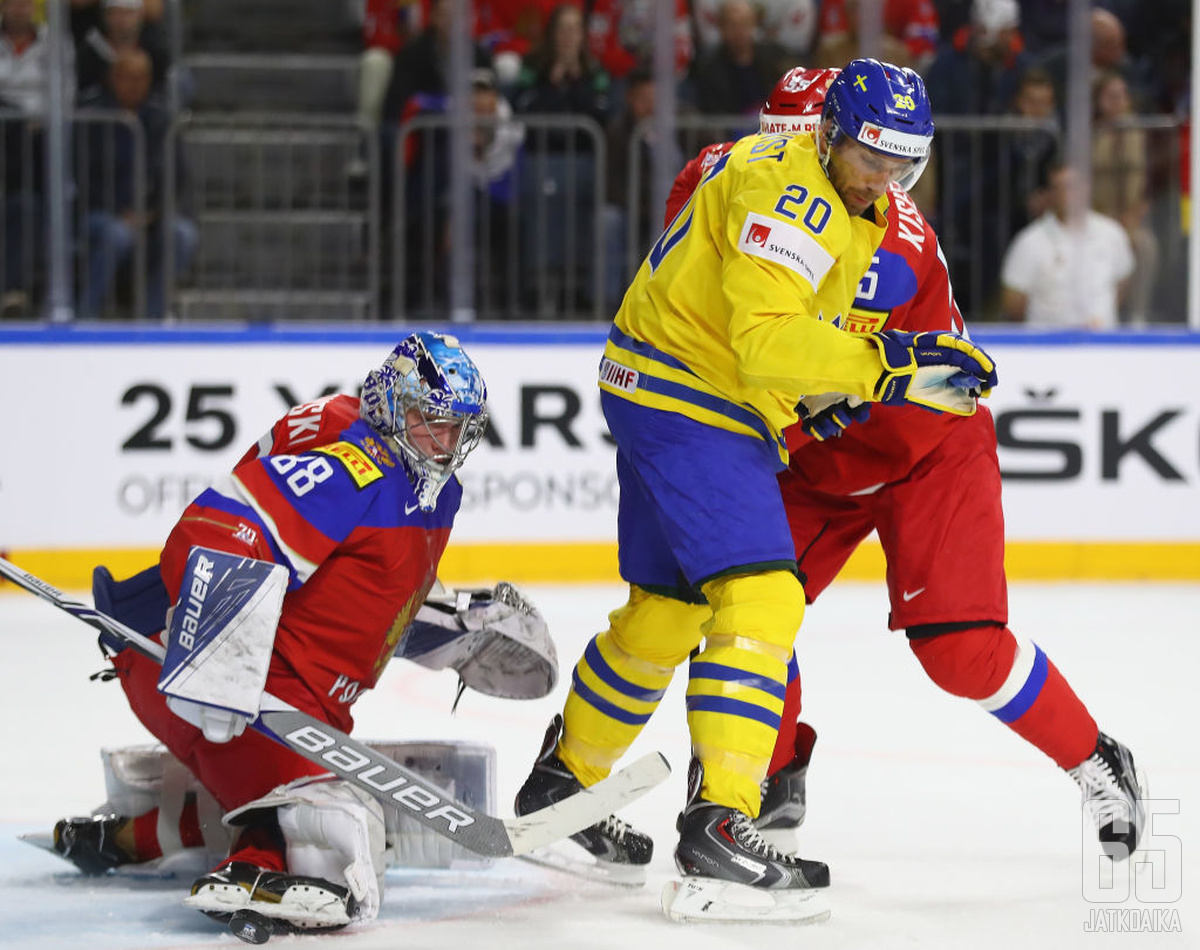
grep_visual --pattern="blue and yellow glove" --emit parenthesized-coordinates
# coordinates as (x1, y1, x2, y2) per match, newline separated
(869, 330, 998, 415)
(797, 393, 871, 441)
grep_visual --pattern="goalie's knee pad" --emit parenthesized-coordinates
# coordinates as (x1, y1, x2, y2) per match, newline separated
(226, 776, 388, 922)
(908, 624, 1025, 702)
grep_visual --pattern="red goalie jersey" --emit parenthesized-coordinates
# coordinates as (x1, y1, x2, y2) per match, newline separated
(158, 393, 457, 733)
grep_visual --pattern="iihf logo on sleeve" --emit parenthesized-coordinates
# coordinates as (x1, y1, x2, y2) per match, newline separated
(1082, 797, 1183, 933)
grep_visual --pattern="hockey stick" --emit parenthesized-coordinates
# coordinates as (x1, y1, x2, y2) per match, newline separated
(0, 556, 669, 858)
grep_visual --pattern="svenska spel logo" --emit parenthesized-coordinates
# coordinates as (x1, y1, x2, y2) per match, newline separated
(748, 223, 771, 245)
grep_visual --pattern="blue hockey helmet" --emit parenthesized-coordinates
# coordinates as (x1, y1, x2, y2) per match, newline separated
(819, 58, 934, 191)
(360, 331, 489, 511)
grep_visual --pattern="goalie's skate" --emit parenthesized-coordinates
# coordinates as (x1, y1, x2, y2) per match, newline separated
(755, 721, 817, 853)
(51, 814, 134, 875)
(515, 715, 653, 886)
(664, 758, 830, 923)
(1069, 731, 1148, 861)
(184, 861, 356, 932)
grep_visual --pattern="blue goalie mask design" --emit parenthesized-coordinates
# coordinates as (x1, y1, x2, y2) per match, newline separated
(819, 58, 934, 191)
(360, 332, 489, 511)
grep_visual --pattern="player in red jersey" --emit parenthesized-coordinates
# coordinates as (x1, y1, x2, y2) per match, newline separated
(45, 332, 549, 934)
(669, 67, 1147, 869)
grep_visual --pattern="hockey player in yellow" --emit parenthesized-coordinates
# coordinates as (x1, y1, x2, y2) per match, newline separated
(516, 60, 999, 920)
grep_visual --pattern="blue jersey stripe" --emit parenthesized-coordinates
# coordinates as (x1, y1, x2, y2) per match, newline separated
(608, 326, 786, 452)
(991, 645, 1050, 723)
(583, 638, 668, 703)
(571, 669, 654, 726)
(685, 694, 782, 730)
(689, 661, 786, 701)
(189, 488, 297, 585)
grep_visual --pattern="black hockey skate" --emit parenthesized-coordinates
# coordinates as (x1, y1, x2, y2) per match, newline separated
(53, 814, 134, 875)
(661, 759, 831, 923)
(185, 861, 356, 932)
(514, 715, 653, 883)
(757, 721, 817, 833)
(1068, 731, 1148, 860)
(675, 758, 829, 889)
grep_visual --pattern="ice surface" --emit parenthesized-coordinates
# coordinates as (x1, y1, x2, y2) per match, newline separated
(1, 581, 1195, 949)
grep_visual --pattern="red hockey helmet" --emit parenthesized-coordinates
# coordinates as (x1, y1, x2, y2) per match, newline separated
(759, 66, 841, 135)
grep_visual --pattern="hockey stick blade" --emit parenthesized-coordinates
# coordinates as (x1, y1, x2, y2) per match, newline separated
(0, 556, 671, 858)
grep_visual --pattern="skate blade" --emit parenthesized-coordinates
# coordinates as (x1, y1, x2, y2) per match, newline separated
(519, 844, 647, 887)
(661, 877, 831, 924)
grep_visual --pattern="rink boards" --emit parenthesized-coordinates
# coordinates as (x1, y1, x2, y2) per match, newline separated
(0, 325, 1196, 586)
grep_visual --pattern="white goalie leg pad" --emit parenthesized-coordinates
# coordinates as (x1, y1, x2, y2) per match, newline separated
(227, 776, 387, 921)
(661, 878, 832, 924)
(100, 745, 233, 875)
(368, 740, 497, 869)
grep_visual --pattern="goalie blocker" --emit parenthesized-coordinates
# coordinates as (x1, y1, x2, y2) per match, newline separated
(158, 548, 288, 744)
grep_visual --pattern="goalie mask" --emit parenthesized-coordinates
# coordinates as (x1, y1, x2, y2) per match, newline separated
(360, 332, 489, 511)
(818, 58, 934, 192)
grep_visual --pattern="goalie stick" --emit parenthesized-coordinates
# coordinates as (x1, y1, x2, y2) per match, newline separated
(0, 556, 670, 859)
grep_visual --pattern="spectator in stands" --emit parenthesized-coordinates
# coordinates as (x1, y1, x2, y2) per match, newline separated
(602, 65, 683, 309)
(585, 0, 693, 91)
(925, 0, 1029, 116)
(1014, 0, 1065, 55)
(926, 0, 1029, 315)
(1091, 68, 1157, 323)
(381, 0, 491, 133)
(377, 0, 491, 251)
(1096, 0, 1189, 113)
(74, 0, 170, 99)
(1000, 161, 1133, 328)
(1035, 8, 1150, 114)
(1004, 66, 1059, 227)
(690, 0, 817, 62)
(400, 67, 525, 316)
(78, 48, 196, 320)
(933, 0, 973, 39)
(685, 0, 786, 119)
(355, 0, 409, 137)
(513, 2, 610, 314)
(0, 0, 74, 319)
(814, 0, 941, 72)
(513, 2, 610, 136)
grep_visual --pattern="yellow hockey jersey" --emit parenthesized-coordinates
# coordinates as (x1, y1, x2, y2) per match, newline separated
(599, 132, 889, 461)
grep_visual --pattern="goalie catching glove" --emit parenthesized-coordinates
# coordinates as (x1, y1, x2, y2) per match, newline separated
(396, 581, 558, 700)
(869, 329, 998, 415)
